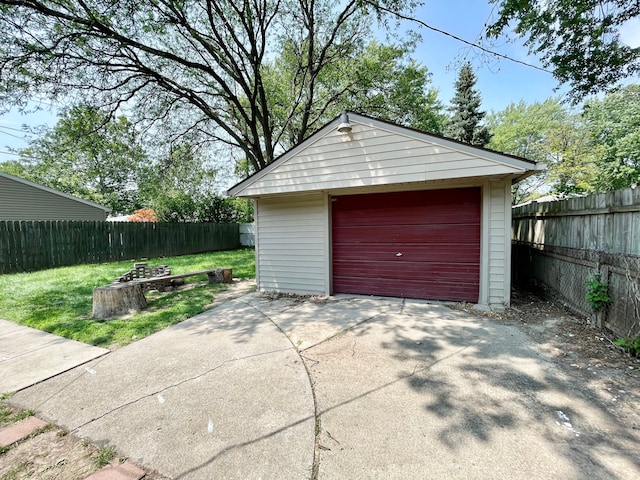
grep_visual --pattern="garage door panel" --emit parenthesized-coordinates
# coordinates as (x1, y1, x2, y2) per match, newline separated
(331, 204, 480, 227)
(332, 187, 480, 302)
(333, 277, 480, 302)
(334, 261, 479, 282)
(333, 224, 480, 244)
(332, 243, 480, 263)
(333, 188, 480, 210)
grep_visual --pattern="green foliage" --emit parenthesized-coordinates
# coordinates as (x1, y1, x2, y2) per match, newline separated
(613, 336, 640, 357)
(151, 193, 252, 223)
(2, 104, 147, 214)
(583, 85, 640, 191)
(487, 98, 596, 202)
(585, 274, 612, 311)
(0, 0, 422, 170)
(263, 38, 446, 154)
(0, 402, 34, 428)
(137, 133, 246, 223)
(487, 0, 640, 101)
(445, 63, 490, 146)
(0, 249, 255, 347)
(139, 142, 217, 202)
(488, 87, 640, 201)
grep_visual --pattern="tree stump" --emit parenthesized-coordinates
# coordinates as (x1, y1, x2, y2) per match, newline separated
(207, 268, 233, 284)
(92, 282, 147, 319)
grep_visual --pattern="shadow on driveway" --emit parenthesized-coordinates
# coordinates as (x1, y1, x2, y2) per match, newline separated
(305, 299, 640, 479)
(8, 293, 640, 479)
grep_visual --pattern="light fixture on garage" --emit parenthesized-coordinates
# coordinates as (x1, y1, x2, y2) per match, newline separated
(337, 111, 352, 134)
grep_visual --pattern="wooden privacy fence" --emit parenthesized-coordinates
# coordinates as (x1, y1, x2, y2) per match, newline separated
(0, 221, 240, 274)
(512, 187, 640, 337)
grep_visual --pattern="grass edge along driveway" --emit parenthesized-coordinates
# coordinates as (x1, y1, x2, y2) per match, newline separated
(0, 248, 255, 348)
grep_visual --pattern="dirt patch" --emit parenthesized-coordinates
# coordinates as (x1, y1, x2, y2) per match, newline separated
(456, 289, 640, 432)
(0, 415, 169, 480)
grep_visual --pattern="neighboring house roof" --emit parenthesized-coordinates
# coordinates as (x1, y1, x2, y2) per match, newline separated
(106, 214, 132, 222)
(514, 192, 586, 207)
(0, 171, 111, 212)
(228, 111, 543, 197)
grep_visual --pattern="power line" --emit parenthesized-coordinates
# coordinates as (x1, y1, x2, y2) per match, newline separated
(365, 1, 551, 74)
(0, 150, 20, 157)
(0, 129, 28, 141)
(0, 125, 30, 133)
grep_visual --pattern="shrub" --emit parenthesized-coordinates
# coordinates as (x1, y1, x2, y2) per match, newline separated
(585, 274, 611, 311)
(613, 337, 640, 357)
(129, 208, 157, 222)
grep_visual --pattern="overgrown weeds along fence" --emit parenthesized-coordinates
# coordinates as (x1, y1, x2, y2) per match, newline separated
(512, 187, 640, 337)
(0, 221, 240, 274)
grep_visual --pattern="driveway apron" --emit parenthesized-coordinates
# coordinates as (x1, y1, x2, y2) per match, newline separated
(9, 294, 640, 479)
(305, 300, 640, 480)
(10, 296, 315, 480)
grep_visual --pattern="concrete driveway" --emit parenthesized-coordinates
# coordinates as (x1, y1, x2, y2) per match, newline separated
(9, 293, 640, 479)
(0, 319, 108, 393)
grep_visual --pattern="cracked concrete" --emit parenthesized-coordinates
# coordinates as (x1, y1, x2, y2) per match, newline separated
(8, 292, 640, 479)
(10, 296, 316, 480)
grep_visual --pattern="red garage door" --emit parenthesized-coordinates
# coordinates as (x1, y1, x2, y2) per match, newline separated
(332, 187, 481, 302)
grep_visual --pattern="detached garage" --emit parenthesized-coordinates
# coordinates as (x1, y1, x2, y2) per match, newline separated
(228, 112, 539, 310)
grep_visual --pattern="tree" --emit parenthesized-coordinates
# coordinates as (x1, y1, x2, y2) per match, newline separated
(150, 192, 251, 223)
(139, 141, 217, 218)
(486, 0, 640, 102)
(445, 63, 490, 146)
(264, 38, 446, 150)
(139, 143, 217, 202)
(129, 208, 158, 222)
(4, 105, 147, 213)
(0, 0, 420, 173)
(487, 98, 596, 202)
(583, 84, 640, 191)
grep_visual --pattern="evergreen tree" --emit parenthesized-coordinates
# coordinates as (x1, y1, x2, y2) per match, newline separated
(446, 63, 491, 147)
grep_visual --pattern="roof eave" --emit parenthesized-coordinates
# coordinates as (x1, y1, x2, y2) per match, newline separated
(227, 111, 540, 197)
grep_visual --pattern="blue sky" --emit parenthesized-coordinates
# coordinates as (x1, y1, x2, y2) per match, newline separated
(1, 0, 638, 164)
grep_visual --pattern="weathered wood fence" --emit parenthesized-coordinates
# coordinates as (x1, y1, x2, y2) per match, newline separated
(0, 221, 240, 274)
(512, 187, 640, 337)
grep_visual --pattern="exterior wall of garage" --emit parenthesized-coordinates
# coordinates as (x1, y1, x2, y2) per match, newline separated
(255, 194, 330, 295)
(254, 180, 512, 309)
(480, 179, 512, 309)
(231, 113, 535, 309)
(237, 121, 531, 197)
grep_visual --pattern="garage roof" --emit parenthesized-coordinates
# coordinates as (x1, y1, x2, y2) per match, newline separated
(228, 112, 541, 198)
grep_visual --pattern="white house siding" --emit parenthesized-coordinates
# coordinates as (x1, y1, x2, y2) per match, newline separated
(486, 180, 511, 308)
(238, 122, 526, 197)
(256, 194, 328, 295)
(0, 174, 108, 220)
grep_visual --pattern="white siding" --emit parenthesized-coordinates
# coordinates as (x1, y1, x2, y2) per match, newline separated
(256, 194, 328, 295)
(238, 122, 525, 196)
(487, 180, 511, 308)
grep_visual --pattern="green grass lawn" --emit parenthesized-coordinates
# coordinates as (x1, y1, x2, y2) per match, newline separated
(0, 248, 255, 348)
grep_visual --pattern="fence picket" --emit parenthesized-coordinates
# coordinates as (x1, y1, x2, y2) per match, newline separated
(513, 187, 640, 337)
(0, 222, 240, 274)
